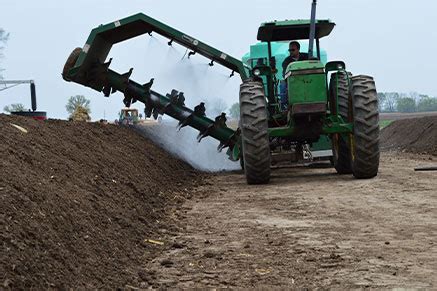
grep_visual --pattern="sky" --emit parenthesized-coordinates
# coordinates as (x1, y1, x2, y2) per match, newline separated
(0, 0, 436, 120)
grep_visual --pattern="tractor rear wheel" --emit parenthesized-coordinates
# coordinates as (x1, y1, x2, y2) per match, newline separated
(350, 75, 380, 178)
(239, 80, 271, 184)
(329, 72, 353, 174)
(62, 47, 82, 82)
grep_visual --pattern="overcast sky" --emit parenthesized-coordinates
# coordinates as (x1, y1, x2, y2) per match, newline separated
(0, 0, 436, 120)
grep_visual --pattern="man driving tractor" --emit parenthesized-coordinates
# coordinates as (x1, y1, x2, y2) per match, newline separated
(280, 41, 309, 109)
(282, 41, 309, 77)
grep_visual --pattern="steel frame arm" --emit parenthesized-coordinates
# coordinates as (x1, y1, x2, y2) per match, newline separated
(67, 13, 249, 82)
(63, 14, 245, 161)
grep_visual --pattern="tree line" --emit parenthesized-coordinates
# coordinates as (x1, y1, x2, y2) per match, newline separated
(225, 91, 437, 121)
(378, 92, 437, 113)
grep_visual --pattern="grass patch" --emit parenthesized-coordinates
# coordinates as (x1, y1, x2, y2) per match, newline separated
(379, 120, 393, 129)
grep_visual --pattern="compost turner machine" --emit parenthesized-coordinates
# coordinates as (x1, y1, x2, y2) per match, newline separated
(63, 0, 380, 184)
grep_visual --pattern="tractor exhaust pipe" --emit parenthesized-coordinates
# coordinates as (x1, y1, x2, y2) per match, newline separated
(308, 0, 317, 59)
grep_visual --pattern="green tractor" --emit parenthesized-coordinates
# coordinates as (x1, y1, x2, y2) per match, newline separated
(118, 108, 140, 125)
(62, 0, 379, 184)
(238, 11, 379, 183)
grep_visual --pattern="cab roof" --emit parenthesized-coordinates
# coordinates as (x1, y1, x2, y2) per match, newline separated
(257, 19, 335, 42)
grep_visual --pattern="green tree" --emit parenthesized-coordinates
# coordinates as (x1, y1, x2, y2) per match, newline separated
(0, 28, 10, 79)
(66, 95, 91, 114)
(66, 95, 91, 120)
(229, 102, 240, 119)
(3, 103, 26, 113)
(417, 95, 437, 112)
(408, 91, 420, 102)
(385, 92, 399, 112)
(377, 92, 386, 112)
(396, 97, 416, 113)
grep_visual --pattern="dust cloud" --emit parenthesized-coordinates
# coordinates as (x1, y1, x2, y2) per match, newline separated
(135, 122, 240, 172)
(132, 35, 241, 172)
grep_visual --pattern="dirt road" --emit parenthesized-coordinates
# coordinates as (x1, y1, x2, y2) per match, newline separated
(144, 152, 437, 289)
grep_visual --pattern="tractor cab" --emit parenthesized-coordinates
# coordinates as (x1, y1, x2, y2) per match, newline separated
(252, 20, 336, 114)
(247, 19, 340, 140)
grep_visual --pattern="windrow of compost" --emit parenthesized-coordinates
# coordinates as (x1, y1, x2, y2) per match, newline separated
(380, 115, 437, 156)
(0, 114, 202, 289)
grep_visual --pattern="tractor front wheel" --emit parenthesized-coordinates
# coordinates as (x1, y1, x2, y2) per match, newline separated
(329, 72, 353, 174)
(350, 75, 380, 178)
(239, 80, 271, 184)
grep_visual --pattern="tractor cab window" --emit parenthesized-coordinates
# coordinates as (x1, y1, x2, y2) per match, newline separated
(250, 57, 268, 68)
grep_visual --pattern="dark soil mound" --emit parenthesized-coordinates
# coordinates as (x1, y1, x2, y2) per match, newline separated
(0, 114, 201, 289)
(380, 116, 437, 156)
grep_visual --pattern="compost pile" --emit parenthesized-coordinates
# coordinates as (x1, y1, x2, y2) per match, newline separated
(380, 115, 437, 156)
(0, 114, 201, 289)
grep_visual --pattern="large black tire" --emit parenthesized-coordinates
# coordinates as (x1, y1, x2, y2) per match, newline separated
(329, 72, 353, 174)
(239, 81, 271, 184)
(62, 47, 82, 82)
(350, 75, 380, 178)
